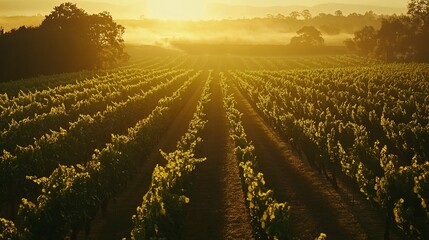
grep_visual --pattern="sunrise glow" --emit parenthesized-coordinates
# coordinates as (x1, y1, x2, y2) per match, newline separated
(146, 0, 207, 20)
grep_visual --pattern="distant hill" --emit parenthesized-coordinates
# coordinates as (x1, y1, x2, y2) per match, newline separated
(206, 3, 407, 19)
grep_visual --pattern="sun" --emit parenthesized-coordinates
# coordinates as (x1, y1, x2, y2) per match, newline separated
(146, 0, 207, 20)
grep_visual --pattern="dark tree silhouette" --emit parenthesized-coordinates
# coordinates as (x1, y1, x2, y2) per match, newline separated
(376, 16, 413, 61)
(408, 0, 429, 21)
(301, 10, 312, 20)
(334, 10, 343, 17)
(345, 0, 429, 62)
(353, 26, 377, 56)
(290, 26, 324, 47)
(0, 2, 127, 82)
(289, 11, 301, 20)
(407, 0, 429, 61)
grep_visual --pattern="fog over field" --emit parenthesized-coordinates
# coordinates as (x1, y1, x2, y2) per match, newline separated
(1, 1, 429, 240)
(0, 0, 406, 47)
(0, 0, 406, 18)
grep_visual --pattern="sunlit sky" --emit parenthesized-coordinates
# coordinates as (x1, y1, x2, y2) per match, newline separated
(0, 0, 407, 19)
(87, 0, 405, 7)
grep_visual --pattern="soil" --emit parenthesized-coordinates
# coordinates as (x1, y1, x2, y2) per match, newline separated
(180, 73, 253, 240)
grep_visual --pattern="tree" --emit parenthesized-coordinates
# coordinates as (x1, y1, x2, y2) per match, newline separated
(376, 16, 413, 61)
(41, 2, 127, 68)
(42, 2, 87, 27)
(370, 0, 429, 62)
(0, 2, 127, 82)
(39, 3, 97, 72)
(343, 2, 428, 62)
(407, 0, 429, 61)
(353, 26, 378, 55)
(364, 11, 377, 20)
(408, 0, 429, 23)
(290, 26, 324, 47)
(276, 14, 286, 20)
(87, 11, 128, 67)
(334, 10, 343, 17)
(301, 9, 312, 20)
(289, 11, 301, 20)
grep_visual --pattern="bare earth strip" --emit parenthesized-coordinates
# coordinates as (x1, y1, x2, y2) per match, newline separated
(78, 73, 207, 240)
(181, 73, 253, 240)
(229, 81, 403, 240)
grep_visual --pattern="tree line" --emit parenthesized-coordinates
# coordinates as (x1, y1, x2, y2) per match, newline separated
(0, 2, 128, 82)
(264, 9, 380, 35)
(346, 0, 429, 62)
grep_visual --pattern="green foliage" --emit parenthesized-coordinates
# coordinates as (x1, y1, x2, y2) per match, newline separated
(131, 72, 212, 239)
(0, 218, 20, 240)
(11, 71, 201, 239)
(231, 64, 429, 239)
(131, 153, 197, 240)
(314, 233, 328, 240)
(346, 1, 429, 62)
(408, 0, 429, 24)
(290, 26, 324, 47)
(353, 26, 377, 55)
(20, 165, 99, 239)
(0, 69, 193, 213)
(221, 74, 291, 239)
(0, 2, 128, 81)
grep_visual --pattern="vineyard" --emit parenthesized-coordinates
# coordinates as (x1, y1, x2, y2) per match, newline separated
(0, 53, 428, 240)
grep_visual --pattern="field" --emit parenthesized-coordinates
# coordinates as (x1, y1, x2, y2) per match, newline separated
(0, 49, 428, 240)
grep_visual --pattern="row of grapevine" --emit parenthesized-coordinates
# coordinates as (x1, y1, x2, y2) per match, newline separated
(0, 69, 202, 239)
(0, 69, 186, 152)
(0, 70, 107, 97)
(0, 70, 197, 216)
(0, 54, 380, 99)
(1, 69, 128, 111)
(0, 54, 185, 97)
(0, 68, 174, 130)
(232, 65, 429, 171)
(130, 71, 212, 240)
(231, 65, 429, 239)
(111, 54, 380, 73)
(220, 73, 292, 240)
(237, 55, 377, 71)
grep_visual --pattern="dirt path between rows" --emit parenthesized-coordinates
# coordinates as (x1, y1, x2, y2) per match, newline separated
(79, 72, 207, 240)
(229, 82, 403, 240)
(180, 73, 253, 240)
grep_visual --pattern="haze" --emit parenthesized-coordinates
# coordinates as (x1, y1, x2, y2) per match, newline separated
(0, 0, 406, 19)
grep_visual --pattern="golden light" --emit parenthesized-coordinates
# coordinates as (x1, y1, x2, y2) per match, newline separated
(146, 0, 207, 20)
